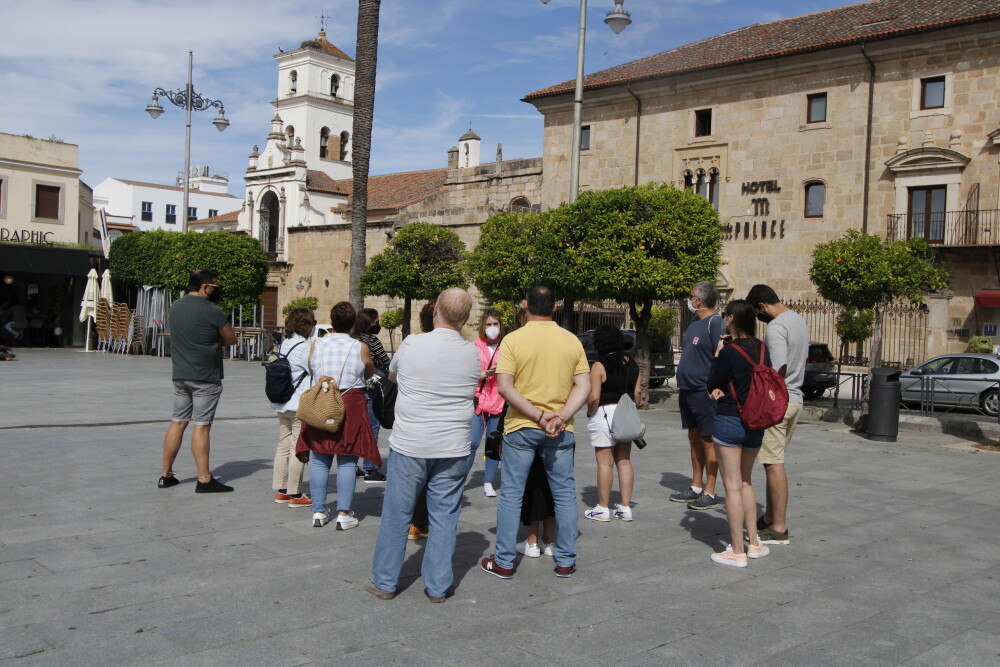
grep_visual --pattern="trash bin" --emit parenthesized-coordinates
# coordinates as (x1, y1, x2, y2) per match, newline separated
(867, 367, 902, 442)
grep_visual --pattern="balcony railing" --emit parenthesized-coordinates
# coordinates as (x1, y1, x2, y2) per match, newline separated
(886, 209, 1000, 246)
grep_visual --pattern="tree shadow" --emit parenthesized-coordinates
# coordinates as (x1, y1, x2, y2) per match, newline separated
(660, 471, 694, 492)
(678, 510, 729, 550)
(210, 458, 272, 484)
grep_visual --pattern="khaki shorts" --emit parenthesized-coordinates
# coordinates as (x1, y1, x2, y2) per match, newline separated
(759, 402, 801, 465)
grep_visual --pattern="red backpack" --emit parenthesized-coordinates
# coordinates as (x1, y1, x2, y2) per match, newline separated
(728, 342, 789, 430)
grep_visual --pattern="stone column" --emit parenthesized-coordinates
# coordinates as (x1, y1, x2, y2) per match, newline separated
(925, 291, 952, 358)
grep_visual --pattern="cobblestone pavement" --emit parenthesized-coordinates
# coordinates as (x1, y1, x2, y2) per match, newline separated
(2, 349, 1000, 665)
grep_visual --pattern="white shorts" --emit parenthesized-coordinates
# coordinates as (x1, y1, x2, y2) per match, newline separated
(587, 405, 620, 448)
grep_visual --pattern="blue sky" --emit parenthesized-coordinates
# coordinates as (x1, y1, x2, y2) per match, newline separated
(1, 0, 853, 200)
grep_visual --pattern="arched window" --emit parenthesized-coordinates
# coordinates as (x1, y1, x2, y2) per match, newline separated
(330, 74, 340, 97)
(339, 131, 350, 160)
(319, 127, 330, 159)
(509, 197, 530, 211)
(259, 191, 280, 253)
(805, 182, 826, 218)
(289, 70, 297, 94)
(285, 125, 295, 148)
(684, 169, 720, 210)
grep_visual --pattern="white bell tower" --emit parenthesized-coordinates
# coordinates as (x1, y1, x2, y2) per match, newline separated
(274, 30, 356, 178)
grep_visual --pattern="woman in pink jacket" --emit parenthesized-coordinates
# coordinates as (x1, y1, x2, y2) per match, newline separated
(468, 309, 505, 496)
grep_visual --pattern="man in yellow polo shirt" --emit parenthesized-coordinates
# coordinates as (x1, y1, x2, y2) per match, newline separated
(481, 285, 591, 579)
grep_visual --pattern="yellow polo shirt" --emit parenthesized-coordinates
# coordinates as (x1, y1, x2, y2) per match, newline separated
(496, 321, 590, 434)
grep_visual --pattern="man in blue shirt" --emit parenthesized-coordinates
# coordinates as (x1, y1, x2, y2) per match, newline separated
(671, 281, 725, 510)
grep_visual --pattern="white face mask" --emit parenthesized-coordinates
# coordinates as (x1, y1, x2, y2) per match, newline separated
(686, 298, 700, 314)
(485, 326, 501, 340)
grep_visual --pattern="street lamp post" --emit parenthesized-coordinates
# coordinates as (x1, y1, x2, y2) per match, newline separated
(541, 0, 631, 203)
(145, 51, 230, 233)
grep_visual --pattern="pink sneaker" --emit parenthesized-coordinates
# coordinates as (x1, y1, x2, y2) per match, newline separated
(747, 535, 770, 559)
(711, 545, 748, 568)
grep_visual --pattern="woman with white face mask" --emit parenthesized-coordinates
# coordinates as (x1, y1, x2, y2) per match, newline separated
(468, 309, 505, 496)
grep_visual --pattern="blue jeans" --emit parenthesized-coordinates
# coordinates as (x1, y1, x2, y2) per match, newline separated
(362, 393, 379, 472)
(309, 453, 359, 513)
(468, 412, 502, 484)
(370, 449, 468, 598)
(495, 428, 577, 569)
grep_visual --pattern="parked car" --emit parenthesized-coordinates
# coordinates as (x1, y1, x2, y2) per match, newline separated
(311, 324, 332, 340)
(802, 342, 837, 399)
(577, 328, 675, 387)
(898, 353, 1000, 417)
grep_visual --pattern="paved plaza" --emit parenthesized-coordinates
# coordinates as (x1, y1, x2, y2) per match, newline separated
(2, 349, 1000, 665)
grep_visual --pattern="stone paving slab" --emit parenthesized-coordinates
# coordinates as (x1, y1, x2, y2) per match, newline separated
(2, 349, 1000, 664)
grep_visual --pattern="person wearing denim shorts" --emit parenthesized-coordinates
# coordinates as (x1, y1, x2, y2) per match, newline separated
(480, 285, 591, 580)
(705, 300, 772, 568)
(159, 270, 237, 493)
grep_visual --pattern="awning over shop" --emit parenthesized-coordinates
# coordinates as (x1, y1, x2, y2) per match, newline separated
(974, 289, 1000, 308)
(0, 243, 94, 277)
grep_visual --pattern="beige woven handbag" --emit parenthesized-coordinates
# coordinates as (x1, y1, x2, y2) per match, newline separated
(296, 341, 355, 433)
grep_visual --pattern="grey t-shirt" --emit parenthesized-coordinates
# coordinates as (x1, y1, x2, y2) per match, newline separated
(765, 309, 809, 403)
(388, 328, 481, 459)
(168, 294, 228, 382)
(676, 313, 725, 391)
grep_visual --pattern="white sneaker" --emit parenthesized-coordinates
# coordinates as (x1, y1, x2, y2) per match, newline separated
(516, 540, 541, 558)
(614, 504, 633, 522)
(483, 482, 497, 498)
(584, 505, 610, 522)
(542, 542, 554, 557)
(336, 511, 359, 531)
(312, 511, 329, 528)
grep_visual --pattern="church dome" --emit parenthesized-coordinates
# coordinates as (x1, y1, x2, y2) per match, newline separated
(459, 128, 481, 141)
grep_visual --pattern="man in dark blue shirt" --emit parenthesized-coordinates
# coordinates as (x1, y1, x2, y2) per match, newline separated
(671, 281, 725, 510)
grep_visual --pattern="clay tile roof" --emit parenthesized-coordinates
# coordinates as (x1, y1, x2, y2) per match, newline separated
(524, 0, 1000, 101)
(306, 170, 351, 195)
(459, 128, 481, 141)
(188, 209, 240, 225)
(299, 32, 354, 61)
(331, 168, 449, 212)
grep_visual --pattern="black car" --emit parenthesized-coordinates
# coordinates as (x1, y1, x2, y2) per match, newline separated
(577, 329, 675, 387)
(802, 342, 836, 399)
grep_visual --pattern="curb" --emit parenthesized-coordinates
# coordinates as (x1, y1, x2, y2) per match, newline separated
(800, 404, 1000, 440)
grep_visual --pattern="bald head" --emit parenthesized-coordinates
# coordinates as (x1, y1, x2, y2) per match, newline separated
(434, 288, 473, 331)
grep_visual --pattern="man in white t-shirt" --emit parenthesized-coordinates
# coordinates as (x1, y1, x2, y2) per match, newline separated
(366, 288, 481, 603)
(746, 284, 809, 545)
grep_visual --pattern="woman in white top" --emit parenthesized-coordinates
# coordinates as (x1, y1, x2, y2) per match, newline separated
(295, 302, 377, 530)
(269, 308, 315, 508)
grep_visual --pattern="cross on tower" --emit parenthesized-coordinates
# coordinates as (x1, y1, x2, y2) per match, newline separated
(317, 10, 329, 33)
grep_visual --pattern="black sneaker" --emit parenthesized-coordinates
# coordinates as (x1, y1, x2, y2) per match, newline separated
(757, 516, 772, 531)
(355, 467, 365, 477)
(158, 474, 180, 488)
(687, 492, 718, 510)
(669, 488, 700, 503)
(363, 469, 387, 483)
(195, 477, 233, 493)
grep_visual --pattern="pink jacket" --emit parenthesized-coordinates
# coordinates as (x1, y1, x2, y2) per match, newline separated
(474, 337, 506, 416)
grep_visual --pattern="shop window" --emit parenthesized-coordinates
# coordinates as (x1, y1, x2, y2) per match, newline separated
(807, 93, 827, 123)
(35, 184, 60, 220)
(141, 201, 153, 222)
(920, 76, 945, 110)
(187, 207, 197, 222)
(165, 204, 177, 224)
(208, 209, 218, 218)
(695, 109, 712, 137)
(805, 182, 826, 218)
(580, 125, 591, 150)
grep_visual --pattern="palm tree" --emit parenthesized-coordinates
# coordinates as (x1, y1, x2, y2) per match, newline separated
(349, 0, 382, 308)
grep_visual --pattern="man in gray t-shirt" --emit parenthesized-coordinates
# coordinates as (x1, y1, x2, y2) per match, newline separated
(747, 284, 809, 545)
(368, 288, 480, 602)
(159, 270, 237, 494)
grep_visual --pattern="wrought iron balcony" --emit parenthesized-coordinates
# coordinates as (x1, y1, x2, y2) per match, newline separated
(886, 209, 1000, 246)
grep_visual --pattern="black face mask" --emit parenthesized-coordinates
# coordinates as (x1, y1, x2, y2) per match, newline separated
(755, 310, 774, 324)
(208, 287, 223, 304)
(369, 322, 382, 335)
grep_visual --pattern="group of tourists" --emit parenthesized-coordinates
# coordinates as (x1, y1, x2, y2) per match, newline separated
(157, 269, 807, 599)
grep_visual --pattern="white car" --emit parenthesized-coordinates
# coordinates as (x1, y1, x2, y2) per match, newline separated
(899, 353, 1000, 417)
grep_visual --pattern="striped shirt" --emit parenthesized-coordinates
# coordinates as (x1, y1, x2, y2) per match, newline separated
(310, 333, 365, 390)
(358, 333, 390, 372)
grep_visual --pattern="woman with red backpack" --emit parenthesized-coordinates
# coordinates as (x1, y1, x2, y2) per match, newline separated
(706, 299, 775, 568)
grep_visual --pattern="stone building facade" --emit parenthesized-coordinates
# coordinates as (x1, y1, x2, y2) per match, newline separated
(524, 0, 1000, 358)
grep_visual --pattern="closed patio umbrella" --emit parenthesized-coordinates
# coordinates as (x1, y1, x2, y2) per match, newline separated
(79, 268, 99, 352)
(99, 269, 114, 304)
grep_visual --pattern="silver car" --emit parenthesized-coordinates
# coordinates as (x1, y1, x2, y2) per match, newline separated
(899, 353, 1000, 417)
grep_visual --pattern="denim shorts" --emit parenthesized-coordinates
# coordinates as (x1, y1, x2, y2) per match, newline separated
(172, 380, 223, 425)
(712, 414, 763, 450)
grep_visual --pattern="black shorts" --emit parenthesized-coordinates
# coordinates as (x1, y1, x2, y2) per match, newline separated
(679, 390, 717, 437)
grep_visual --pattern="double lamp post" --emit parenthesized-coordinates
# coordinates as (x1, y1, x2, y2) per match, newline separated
(145, 51, 229, 234)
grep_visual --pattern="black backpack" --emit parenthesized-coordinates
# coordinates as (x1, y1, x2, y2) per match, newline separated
(367, 368, 398, 429)
(262, 340, 309, 404)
